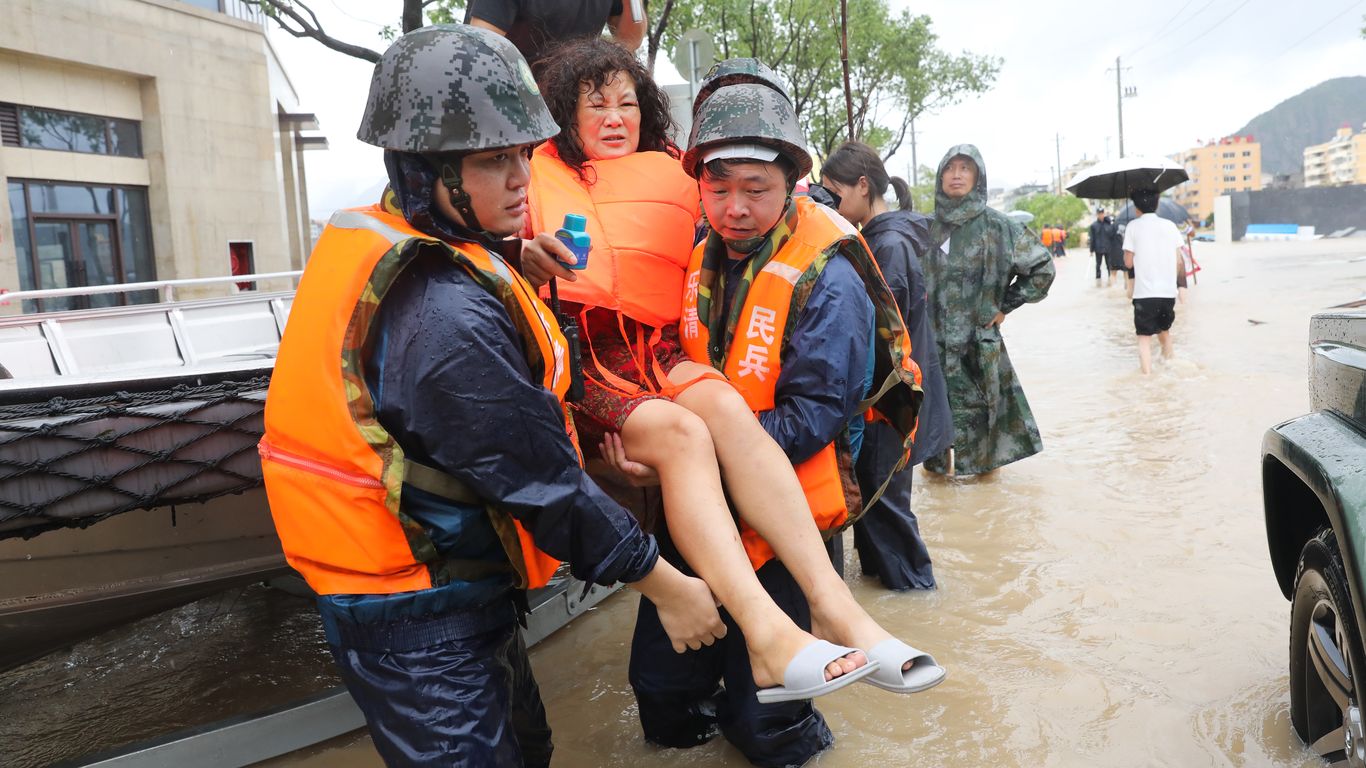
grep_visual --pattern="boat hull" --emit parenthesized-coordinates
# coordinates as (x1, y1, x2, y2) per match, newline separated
(0, 489, 287, 671)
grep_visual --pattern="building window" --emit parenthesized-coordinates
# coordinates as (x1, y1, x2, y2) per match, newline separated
(7, 179, 156, 313)
(0, 103, 142, 158)
(1243, 175, 1252, 181)
(1242, 151, 1252, 157)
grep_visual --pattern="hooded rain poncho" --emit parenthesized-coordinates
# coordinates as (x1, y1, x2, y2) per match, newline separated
(924, 145, 1054, 475)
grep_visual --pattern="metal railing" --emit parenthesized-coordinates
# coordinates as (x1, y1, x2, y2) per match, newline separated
(2, 271, 302, 307)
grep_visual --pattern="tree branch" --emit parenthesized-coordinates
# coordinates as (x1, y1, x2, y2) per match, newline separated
(647, 0, 678, 71)
(244, 0, 382, 62)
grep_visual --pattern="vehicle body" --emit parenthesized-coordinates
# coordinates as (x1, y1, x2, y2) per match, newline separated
(0, 281, 293, 670)
(0, 274, 616, 673)
(1262, 307, 1366, 766)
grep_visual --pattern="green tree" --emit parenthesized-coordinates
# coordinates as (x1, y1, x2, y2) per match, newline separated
(903, 164, 936, 214)
(1012, 193, 1088, 244)
(660, 0, 998, 160)
(245, 0, 997, 167)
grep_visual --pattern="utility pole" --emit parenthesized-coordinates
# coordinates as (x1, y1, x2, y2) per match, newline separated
(1107, 56, 1136, 157)
(910, 118, 919, 186)
(1055, 133, 1063, 194)
(1114, 56, 1125, 157)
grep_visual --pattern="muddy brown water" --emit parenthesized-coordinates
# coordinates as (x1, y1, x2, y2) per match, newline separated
(4, 238, 1364, 768)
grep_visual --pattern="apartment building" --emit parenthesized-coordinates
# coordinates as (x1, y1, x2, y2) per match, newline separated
(1304, 124, 1366, 188)
(1171, 135, 1262, 223)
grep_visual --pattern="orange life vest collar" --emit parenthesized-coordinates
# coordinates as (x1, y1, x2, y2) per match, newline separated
(680, 197, 863, 569)
(261, 205, 565, 595)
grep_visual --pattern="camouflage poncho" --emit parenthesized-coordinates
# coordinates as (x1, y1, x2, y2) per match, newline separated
(923, 145, 1054, 475)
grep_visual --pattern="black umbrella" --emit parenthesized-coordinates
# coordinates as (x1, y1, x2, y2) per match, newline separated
(1112, 198, 1190, 228)
(1065, 155, 1189, 199)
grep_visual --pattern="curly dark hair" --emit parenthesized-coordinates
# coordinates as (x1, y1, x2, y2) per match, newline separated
(533, 37, 678, 179)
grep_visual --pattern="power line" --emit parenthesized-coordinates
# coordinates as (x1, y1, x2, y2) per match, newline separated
(1124, 0, 1199, 59)
(1269, 0, 1366, 60)
(1135, 0, 1258, 66)
(323, 0, 388, 29)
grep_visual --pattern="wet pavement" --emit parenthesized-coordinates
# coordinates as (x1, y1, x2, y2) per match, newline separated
(4, 237, 1365, 767)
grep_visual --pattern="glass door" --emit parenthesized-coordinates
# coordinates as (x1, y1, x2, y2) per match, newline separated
(32, 221, 78, 311)
(77, 220, 119, 308)
(31, 219, 121, 310)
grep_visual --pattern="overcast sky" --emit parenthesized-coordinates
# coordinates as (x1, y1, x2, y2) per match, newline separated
(272, 0, 1366, 217)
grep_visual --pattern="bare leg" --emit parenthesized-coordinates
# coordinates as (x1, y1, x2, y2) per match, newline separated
(667, 362, 907, 668)
(1158, 330, 1173, 359)
(618, 400, 863, 688)
(1137, 335, 1153, 374)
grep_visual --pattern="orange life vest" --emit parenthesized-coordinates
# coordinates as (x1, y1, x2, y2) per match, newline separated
(525, 142, 699, 327)
(680, 196, 921, 570)
(260, 205, 567, 595)
(1040, 227, 1055, 246)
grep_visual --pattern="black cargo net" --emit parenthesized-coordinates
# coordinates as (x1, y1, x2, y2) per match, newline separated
(0, 378, 269, 540)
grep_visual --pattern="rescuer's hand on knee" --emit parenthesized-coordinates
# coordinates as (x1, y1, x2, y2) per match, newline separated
(631, 560, 727, 652)
(599, 432, 660, 487)
(520, 233, 579, 287)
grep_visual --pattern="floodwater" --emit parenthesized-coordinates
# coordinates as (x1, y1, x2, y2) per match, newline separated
(5, 237, 1366, 767)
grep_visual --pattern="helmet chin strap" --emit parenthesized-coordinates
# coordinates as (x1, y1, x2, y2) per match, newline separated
(438, 157, 500, 244)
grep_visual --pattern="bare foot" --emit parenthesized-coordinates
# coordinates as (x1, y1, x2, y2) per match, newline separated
(808, 589, 911, 673)
(743, 617, 868, 690)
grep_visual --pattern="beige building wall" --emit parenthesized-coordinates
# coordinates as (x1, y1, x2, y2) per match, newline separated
(1171, 136, 1262, 223)
(1304, 125, 1366, 188)
(0, 0, 315, 309)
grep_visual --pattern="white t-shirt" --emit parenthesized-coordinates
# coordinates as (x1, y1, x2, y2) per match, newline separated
(1122, 213, 1183, 299)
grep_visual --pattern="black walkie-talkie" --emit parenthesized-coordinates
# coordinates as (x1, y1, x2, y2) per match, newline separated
(548, 278, 585, 403)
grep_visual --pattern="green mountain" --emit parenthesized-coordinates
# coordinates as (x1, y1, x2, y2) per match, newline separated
(1233, 76, 1366, 177)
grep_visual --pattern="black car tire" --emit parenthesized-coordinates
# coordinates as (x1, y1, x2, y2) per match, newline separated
(1291, 527, 1366, 766)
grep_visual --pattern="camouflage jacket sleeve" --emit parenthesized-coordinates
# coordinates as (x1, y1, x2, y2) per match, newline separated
(1002, 221, 1056, 314)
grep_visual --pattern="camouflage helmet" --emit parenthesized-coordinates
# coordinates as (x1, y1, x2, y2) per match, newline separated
(693, 58, 791, 114)
(357, 24, 559, 153)
(683, 83, 812, 180)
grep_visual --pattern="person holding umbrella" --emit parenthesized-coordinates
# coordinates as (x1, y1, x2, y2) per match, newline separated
(1122, 187, 1185, 374)
(1065, 155, 1190, 301)
(923, 145, 1055, 477)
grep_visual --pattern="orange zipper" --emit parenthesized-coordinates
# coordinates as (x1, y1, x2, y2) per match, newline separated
(258, 440, 384, 489)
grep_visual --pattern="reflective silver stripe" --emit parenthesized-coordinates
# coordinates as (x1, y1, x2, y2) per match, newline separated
(760, 260, 804, 286)
(486, 252, 515, 283)
(329, 209, 418, 245)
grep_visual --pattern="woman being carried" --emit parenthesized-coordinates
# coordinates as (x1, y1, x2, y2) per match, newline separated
(519, 41, 943, 701)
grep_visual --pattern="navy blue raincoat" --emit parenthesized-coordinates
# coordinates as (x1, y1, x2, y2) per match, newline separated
(849, 209, 952, 590)
(315, 152, 659, 767)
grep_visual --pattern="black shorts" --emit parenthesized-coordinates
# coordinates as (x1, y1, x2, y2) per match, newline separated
(1133, 297, 1176, 336)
